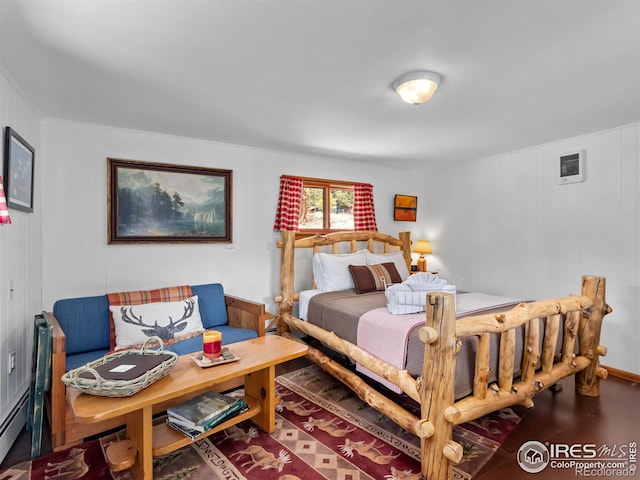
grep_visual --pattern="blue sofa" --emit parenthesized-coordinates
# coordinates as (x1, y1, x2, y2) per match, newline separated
(44, 282, 269, 449)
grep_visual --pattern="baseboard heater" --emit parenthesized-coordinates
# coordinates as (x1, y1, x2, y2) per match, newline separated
(0, 390, 29, 464)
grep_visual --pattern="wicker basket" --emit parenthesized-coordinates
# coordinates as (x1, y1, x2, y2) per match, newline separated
(62, 336, 179, 397)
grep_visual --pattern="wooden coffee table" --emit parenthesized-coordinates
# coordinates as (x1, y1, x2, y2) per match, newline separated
(68, 335, 308, 480)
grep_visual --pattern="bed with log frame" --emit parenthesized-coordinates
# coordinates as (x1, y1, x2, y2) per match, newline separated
(275, 230, 610, 480)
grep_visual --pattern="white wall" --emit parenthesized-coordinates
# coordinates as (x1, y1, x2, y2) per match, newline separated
(40, 119, 418, 316)
(41, 119, 640, 376)
(423, 123, 640, 375)
(0, 65, 42, 458)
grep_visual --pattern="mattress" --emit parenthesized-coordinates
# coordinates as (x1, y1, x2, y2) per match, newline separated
(306, 289, 386, 341)
(305, 289, 560, 399)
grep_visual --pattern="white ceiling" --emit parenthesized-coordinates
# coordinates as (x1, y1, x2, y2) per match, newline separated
(1, 0, 639, 168)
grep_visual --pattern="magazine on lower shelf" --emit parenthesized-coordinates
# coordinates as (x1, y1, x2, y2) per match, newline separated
(167, 390, 243, 429)
(166, 419, 204, 440)
(167, 401, 249, 439)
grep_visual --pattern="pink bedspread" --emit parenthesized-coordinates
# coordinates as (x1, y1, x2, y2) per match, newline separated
(356, 292, 522, 394)
(356, 308, 423, 393)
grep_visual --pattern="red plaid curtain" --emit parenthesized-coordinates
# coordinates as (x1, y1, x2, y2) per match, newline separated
(273, 175, 304, 231)
(0, 177, 12, 225)
(353, 183, 378, 231)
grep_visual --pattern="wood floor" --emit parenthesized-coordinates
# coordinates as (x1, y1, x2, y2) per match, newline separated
(476, 373, 639, 479)
(2, 354, 638, 479)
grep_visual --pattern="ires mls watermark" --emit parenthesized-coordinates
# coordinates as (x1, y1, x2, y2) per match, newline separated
(517, 440, 637, 476)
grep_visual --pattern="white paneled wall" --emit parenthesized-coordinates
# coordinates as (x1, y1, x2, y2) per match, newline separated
(40, 119, 416, 316)
(0, 65, 42, 461)
(424, 123, 640, 375)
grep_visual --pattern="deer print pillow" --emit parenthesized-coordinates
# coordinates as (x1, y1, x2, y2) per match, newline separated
(109, 295, 205, 351)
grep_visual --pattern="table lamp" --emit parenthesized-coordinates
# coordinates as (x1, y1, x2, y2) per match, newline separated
(413, 240, 432, 272)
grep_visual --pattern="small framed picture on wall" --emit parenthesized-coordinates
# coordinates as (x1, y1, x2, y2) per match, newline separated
(394, 194, 417, 221)
(3, 127, 35, 212)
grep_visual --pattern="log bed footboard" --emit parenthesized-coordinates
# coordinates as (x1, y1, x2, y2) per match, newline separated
(420, 276, 610, 479)
(276, 231, 611, 480)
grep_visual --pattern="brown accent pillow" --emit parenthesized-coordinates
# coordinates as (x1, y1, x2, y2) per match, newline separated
(348, 262, 402, 294)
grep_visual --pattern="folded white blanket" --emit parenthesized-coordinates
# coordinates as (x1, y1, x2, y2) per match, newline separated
(385, 272, 456, 314)
(403, 271, 445, 287)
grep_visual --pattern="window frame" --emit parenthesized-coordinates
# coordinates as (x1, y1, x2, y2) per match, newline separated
(297, 176, 355, 235)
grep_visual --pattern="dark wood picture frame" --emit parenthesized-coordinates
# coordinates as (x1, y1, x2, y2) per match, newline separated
(107, 158, 232, 244)
(394, 194, 417, 222)
(3, 127, 35, 212)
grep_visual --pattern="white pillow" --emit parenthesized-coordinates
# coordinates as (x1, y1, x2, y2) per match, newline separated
(110, 295, 204, 350)
(364, 250, 411, 281)
(312, 251, 367, 292)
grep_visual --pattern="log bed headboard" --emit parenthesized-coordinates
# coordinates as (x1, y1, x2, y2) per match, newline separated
(275, 229, 411, 326)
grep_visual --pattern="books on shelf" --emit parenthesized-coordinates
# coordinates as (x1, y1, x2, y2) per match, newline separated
(166, 401, 249, 439)
(166, 419, 204, 440)
(166, 390, 247, 437)
(167, 390, 239, 428)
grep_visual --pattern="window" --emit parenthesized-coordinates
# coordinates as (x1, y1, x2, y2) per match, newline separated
(273, 174, 377, 233)
(298, 178, 354, 232)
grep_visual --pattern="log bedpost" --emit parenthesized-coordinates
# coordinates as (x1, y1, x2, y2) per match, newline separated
(399, 231, 412, 272)
(576, 275, 611, 397)
(420, 292, 458, 480)
(277, 230, 297, 335)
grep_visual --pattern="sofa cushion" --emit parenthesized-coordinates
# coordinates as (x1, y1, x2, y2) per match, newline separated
(55, 282, 244, 372)
(164, 326, 258, 356)
(66, 349, 112, 372)
(191, 283, 228, 328)
(66, 327, 257, 370)
(109, 295, 205, 351)
(53, 295, 111, 355)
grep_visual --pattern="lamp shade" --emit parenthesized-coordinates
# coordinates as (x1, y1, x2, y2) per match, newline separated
(393, 71, 441, 106)
(413, 240, 432, 255)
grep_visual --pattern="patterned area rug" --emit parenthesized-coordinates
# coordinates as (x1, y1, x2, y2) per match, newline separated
(1, 364, 521, 480)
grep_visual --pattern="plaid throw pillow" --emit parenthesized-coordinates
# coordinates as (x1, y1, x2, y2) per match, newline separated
(106, 285, 193, 350)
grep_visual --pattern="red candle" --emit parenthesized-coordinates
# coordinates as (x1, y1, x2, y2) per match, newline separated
(203, 330, 222, 359)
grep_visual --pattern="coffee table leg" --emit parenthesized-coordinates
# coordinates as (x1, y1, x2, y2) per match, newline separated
(125, 405, 154, 480)
(244, 365, 275, 432)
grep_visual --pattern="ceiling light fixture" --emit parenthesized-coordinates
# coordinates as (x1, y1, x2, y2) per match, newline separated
(393, 71, 441, 108)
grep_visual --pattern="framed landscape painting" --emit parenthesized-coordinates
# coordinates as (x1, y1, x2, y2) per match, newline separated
(107, 158, 232, 244)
